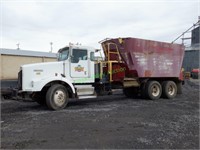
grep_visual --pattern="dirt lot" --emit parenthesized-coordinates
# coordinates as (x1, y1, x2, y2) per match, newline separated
(1, 80, 199, 149)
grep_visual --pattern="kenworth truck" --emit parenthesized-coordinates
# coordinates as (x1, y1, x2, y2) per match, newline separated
(18, 38, 184, 110)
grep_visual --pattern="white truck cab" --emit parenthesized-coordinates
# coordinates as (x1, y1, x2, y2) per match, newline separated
(19, 44, 97, 110)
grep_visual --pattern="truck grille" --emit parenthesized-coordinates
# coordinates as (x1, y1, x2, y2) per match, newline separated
(18, 70, 22, 90)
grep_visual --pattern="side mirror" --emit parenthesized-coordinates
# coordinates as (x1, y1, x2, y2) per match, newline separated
(70, 55, 74, 61)
(71, 55, 79, 63)
(56, 53, 59, 58)
(56, 53, 60, 61)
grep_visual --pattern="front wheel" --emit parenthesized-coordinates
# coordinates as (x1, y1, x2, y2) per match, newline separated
(46, 84, 69, 110)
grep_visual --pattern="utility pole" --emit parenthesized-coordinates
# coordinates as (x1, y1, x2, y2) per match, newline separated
(50, 42, 53, 53)
(16, 43, 20, 50)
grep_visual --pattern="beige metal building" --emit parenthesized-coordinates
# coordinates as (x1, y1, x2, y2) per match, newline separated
(0, 48, 57, 80)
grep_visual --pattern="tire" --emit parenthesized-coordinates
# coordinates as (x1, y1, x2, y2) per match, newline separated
(162, 81, 177, 99)
(32, 92, 46, 105)
(145, 81, 162, 100)
(46, 84, 69, 110)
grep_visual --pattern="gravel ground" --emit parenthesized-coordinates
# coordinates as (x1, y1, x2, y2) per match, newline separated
(1, 80, 199, 149)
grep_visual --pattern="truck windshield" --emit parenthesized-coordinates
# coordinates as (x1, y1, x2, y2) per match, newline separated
(58, 47, 69, 61)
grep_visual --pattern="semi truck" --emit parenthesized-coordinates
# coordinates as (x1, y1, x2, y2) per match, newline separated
(17, 37, 184, 110)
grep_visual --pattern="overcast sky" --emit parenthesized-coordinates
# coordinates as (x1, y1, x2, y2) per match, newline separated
(1, 0, 199, 53)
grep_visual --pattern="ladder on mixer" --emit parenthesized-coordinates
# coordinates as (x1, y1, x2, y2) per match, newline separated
(102, 42, 121, 61)
(100, 42, 123, 81)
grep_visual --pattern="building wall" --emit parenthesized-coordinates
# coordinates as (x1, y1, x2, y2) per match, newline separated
(182, 50, 200, 72)
(192, 26, 199, 45)
(0, 54, 56, 80)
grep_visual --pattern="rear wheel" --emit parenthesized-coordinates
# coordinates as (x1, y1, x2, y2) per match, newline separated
(46, 84, 69, 110)
(145, 81, 162, 100)
(162, 81, 177, 99)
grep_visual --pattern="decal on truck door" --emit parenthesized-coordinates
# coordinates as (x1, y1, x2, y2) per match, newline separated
(75, 65, 84, 72)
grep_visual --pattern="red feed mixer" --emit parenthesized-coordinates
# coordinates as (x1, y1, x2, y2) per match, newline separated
(101, 37, 185, 100)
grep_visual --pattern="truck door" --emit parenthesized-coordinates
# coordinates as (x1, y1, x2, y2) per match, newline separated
(70, 48, 89, 78)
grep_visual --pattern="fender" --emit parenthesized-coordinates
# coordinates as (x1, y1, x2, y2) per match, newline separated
(31, 76, 75, 94)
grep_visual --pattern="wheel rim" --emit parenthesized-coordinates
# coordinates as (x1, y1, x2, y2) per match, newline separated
(168, 85, 175, 96)
(151, 84, 160, 97)
(53, 90, 66, 107)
